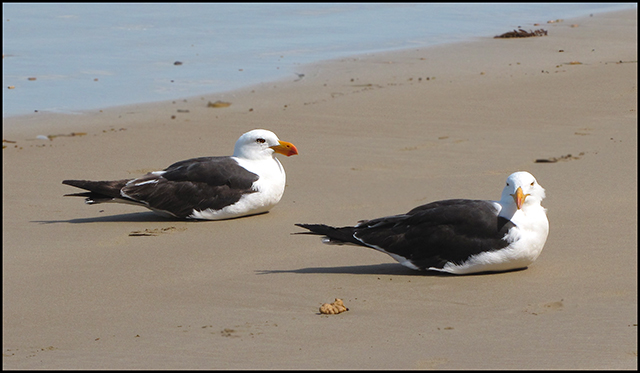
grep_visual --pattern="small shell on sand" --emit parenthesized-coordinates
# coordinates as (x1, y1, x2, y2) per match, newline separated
(319, 298, 349, 315)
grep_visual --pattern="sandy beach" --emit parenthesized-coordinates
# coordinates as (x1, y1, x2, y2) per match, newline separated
(3, 9, 637, 370)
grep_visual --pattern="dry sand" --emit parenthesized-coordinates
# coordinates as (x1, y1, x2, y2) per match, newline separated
(3, 9, 637, 370)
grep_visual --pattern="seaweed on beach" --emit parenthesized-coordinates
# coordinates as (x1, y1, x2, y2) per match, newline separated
(207, 100, 232, 108)
(494, 29, 547, 38)
(535, 153, 583, 163)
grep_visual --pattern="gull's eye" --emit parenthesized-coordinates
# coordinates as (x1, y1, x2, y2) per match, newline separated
(530, 181, 535, 186)
(256, 138, 266, 144)
(506, 182, 510, 187)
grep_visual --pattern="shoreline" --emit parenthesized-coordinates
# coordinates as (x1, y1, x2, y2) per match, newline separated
(3, 8, 636, 133)
(3, 9, 637, 370)
(3, 4, 636, 120)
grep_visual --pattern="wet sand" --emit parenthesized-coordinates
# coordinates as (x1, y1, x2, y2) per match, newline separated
(3, 9, 637, 369)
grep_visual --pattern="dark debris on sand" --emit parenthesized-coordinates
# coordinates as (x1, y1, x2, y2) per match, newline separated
(495, 29, 548, 38)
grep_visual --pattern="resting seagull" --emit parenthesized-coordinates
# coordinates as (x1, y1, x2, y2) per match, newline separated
(296, 171, 548, 274)
(63, 129, 298, 220)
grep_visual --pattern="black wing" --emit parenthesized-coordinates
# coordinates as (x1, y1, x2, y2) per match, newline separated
(297, 199, 514, 271)
(353, 199, 514, 269)
(122, 156, 259, 218)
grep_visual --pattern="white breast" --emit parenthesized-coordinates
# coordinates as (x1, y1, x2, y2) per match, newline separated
(432, 205, 549, 275)
(188, 157, 286, 220)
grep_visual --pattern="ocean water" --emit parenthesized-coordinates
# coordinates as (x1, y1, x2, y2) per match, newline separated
(2, 3, 635, 118)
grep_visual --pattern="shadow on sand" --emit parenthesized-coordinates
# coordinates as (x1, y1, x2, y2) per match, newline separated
(31, 211, 184, 224)
(255, 263, 458, 277)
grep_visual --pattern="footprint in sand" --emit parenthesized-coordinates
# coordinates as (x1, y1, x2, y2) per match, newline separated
(525, 299, 564, 315)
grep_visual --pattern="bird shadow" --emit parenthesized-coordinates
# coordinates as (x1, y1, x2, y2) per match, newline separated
(32, 210, 271, 224)
(31, 211, 183, 224)
(256, 264, 528, 277)
(255, 263, 457, 277)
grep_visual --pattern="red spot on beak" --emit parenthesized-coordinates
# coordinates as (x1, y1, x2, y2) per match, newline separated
(271, 140, 298, 157)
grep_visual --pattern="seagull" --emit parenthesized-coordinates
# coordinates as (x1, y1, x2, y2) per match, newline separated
(63, 129, 298, 220)
(296, 171, 549, 274)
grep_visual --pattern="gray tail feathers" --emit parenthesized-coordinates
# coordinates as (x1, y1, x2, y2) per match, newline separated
(294, 223, 362, 245)
(62, 179, 131, 204)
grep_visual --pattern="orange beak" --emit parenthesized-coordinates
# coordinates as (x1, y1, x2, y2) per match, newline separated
(511, 186, 528, 210)
(270, 140, 298, 157)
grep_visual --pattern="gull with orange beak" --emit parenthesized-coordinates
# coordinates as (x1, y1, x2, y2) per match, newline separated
(296, 171, 548, 274)
(63, 129, 298, 220)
